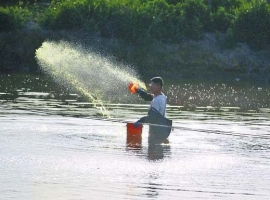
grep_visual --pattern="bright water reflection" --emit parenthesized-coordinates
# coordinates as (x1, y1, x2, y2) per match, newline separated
(0, 74, 270, 200)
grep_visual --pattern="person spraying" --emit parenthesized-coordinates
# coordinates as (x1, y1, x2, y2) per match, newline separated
(128, 77, 172, 140)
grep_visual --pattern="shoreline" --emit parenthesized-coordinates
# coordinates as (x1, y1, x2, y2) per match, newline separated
(0, 29, 269, 84)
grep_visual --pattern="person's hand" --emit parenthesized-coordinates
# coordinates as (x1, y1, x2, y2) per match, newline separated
(136, 88, 143, 94)
(128, 82, 145, 94)
(128, 83, 139, 94)
(133, 120, 142, 128)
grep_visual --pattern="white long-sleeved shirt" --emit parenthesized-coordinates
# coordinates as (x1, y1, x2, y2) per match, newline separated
(149, 93, 166, 117)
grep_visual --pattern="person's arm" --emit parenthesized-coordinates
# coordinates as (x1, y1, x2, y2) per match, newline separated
(137, 89, 153, 101)
(134, 108, 159, 127)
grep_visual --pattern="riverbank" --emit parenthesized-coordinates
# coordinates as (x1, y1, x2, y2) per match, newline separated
(0, 27, 269, 83)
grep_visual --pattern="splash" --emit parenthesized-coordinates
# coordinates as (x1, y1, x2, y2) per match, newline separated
(35, 41, 146, 116)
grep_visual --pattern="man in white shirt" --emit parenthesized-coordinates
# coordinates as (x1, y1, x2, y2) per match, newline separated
(134, 77, 172, 140)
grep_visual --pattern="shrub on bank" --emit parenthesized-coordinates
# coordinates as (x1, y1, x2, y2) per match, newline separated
(0, 8, 16, 31)
(0, 5, 32, 31)
(180, 0, 211, 39)
(211, 7, 235, 32)
(1, 0, 270, 50)
(204, 0, 243, 12)
(41, 0, 212, 41)
(233, 2, 270, 50)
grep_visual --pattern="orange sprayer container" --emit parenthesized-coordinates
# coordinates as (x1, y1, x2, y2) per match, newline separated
(128, 82, 139, 94)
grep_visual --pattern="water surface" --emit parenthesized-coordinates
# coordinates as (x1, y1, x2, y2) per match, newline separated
(0, 74, 270, 199)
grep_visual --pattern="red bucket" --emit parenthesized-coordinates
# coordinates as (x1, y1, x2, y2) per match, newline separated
(126, 122, 143, 135)
(126, 123, 142, 148)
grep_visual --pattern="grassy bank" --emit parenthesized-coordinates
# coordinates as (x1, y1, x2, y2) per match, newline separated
(1, 0, 270, 49)
(0, 0, 269, 82)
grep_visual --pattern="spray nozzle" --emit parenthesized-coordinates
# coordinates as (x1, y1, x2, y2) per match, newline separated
(128, 82, 139, 94)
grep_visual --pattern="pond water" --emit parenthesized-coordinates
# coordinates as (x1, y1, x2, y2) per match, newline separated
(0, 74, 270, 200)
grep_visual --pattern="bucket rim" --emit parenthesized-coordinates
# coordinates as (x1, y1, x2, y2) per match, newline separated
(126, 122, 143, 128)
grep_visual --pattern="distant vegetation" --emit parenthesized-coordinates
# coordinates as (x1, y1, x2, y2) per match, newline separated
(0, 0, 270, 50)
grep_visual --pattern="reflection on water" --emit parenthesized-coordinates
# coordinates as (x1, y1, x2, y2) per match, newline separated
(147, 141, 170, 161)
(1, 74, 270, 200)
(126, 133, 171, 161)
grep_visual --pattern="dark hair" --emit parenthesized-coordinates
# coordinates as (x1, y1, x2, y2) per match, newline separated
(151, 77, 164, 87)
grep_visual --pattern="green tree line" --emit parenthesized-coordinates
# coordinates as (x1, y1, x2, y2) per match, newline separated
(0, 0, 269, 50)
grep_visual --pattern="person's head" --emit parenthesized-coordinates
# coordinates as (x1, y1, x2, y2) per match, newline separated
(150, 77, 164, 94)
